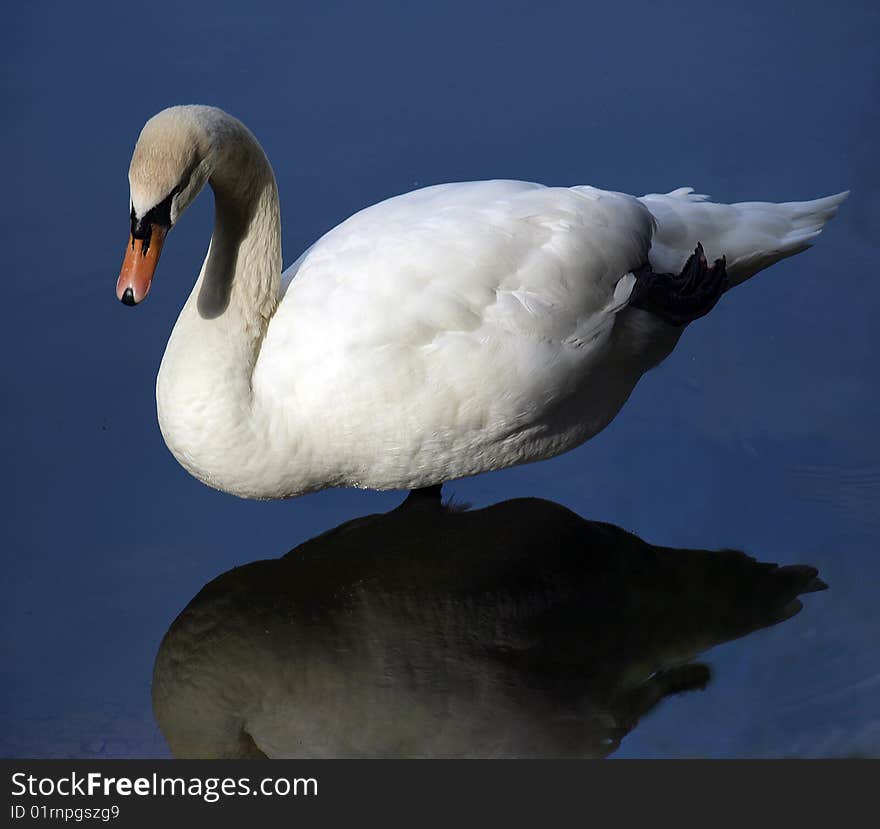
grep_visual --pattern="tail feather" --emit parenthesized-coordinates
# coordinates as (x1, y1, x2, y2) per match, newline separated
(639, 188, 849, 288)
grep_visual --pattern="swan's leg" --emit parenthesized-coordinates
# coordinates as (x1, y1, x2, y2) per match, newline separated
(400, 483, 443, 508)
(629, 243, 729, 326)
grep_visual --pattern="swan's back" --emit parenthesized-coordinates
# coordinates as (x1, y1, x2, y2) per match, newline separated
(266, 179, 652, 371)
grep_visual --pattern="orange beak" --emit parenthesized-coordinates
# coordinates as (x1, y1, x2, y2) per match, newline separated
(116, 225, 168, 305)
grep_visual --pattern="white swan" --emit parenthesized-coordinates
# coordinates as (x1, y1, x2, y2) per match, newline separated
(117, 105, 847, 499)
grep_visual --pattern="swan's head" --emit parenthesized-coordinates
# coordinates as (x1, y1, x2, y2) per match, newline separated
(117, 106, 218, 306)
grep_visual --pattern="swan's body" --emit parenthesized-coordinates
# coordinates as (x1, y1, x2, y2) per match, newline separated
(119, 106, 847, 498)
(152, 497, 826, 758)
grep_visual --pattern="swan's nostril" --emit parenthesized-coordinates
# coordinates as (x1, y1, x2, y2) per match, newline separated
(121, 287, 137, 306)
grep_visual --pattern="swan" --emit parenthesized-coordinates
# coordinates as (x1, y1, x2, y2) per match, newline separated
(152, 496, 827, 758)
(117, 105, 847, 499)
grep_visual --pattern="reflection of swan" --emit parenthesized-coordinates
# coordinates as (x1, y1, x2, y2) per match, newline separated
(152, 498, 826, 758)
(117, 105, 846, 499)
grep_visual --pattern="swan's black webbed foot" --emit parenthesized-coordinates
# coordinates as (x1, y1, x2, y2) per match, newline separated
(629, 243, 729, 326)
(614, 663, 712, 733)
(400, 483, 444, 509)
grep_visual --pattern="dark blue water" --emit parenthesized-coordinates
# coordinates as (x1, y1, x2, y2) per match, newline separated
(1, 0, 877, 758)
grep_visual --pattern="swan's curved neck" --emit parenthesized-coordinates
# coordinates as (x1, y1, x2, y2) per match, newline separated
(156, 121, 285, 496)
(197, 135, 282, 334)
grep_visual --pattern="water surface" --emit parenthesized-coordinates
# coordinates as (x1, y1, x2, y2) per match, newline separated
(1, 0, 877, 758)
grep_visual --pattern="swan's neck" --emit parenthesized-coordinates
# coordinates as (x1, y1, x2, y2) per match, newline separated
(156, 127, 286, 497)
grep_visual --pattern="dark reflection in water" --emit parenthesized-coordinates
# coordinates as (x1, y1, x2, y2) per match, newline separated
(153, 497, 826, 758)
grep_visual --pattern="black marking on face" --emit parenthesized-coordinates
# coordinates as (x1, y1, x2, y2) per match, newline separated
(130, 183, 181, 254)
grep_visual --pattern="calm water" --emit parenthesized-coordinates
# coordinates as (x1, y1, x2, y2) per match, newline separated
(1, 0, 877, 758)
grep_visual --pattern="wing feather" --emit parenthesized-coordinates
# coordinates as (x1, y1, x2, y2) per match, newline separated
(256, 181, 653, 430)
